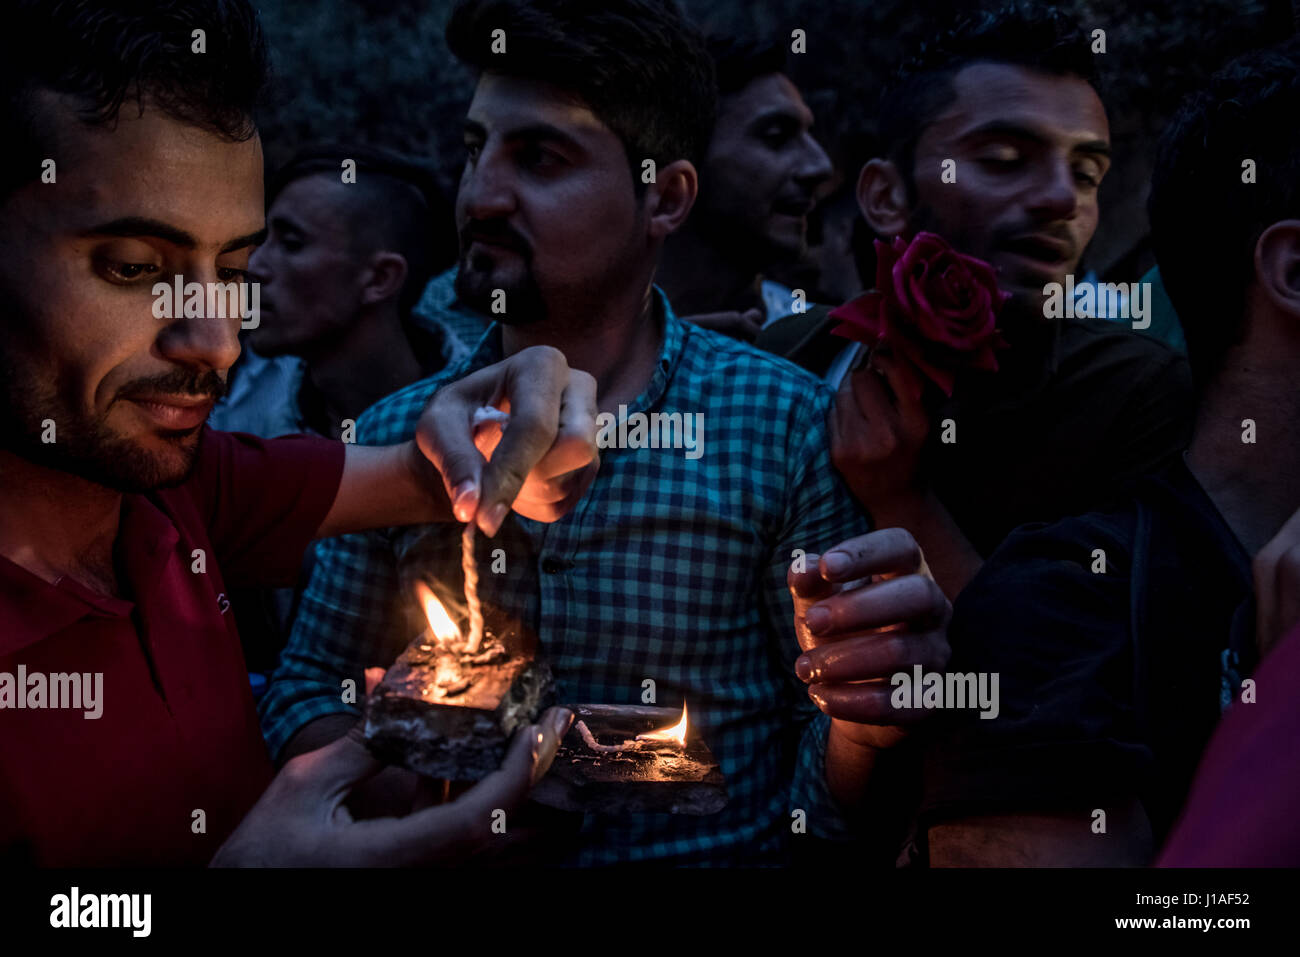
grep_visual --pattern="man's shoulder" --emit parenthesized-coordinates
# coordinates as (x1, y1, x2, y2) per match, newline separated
(354, 369, 457, 444)
(753, 304, 843, 378)
(1057, 316, 1189, 378)
(185, 425, 343, 476)
(677, 317, 832, 403)
(154, 427, 345, 536)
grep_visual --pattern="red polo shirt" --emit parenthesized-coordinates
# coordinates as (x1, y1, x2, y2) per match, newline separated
(0, 427, 345, 866)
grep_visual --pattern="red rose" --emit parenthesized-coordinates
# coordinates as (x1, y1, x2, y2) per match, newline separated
(830, 232, 1010, 397)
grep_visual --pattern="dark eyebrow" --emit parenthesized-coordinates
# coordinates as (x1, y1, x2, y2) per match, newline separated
(1072, 140, 1112, 160)
(749, 107, 808, 130)
(221, 227, 267, 253)
(505, 122, 585, 155)
(83, 216, 266, 253)
(959, 121, 1111, 159)
(85, 216, 198, 248)
(464, 118, 585, 155)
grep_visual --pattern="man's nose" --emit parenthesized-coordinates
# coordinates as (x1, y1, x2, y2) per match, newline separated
(1026, 157, 1080, 221)
(793, 133, 833, 191)
(157, 267, 243, 373)
(458, 147, 517, 221)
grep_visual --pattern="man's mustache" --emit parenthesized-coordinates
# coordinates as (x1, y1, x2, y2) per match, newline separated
(117, 369, 227, 404)
(459, 219, 532, 258)
(994, 222, 1079, 262)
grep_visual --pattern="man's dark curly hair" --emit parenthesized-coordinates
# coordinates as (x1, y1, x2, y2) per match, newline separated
(445, 0, 716, 191)
(707, 35, 788, 96)
(1149, 40, 1300, 395)
(878, 4, 1099, 200)
(1, 0, 269, 200)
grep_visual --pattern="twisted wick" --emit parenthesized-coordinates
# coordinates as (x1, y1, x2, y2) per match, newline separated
(462, 522, 484, 654)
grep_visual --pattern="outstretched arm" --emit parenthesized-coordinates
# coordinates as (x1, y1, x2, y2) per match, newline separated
(315, 345, 599, 539)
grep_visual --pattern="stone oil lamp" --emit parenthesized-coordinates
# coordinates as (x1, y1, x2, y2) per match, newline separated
(533, 702, 727, 815)
(364, 577, 553, 781)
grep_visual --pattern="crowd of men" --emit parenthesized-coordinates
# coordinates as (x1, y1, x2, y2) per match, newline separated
(1, 0, 1296, 867)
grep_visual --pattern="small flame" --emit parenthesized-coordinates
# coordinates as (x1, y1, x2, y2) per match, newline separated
(415, 581, 461, 645)
(636, 702, 688, 747)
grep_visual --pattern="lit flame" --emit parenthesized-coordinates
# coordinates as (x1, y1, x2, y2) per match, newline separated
(636, 702, 688, 747)
(415, 581, 461, 645)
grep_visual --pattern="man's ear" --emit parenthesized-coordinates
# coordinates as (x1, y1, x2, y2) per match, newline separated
(359, 251, 409, 307)
(1254, 220, 1300, 318)
(644, 159, 698, 241)
(857, 158, 910, 238)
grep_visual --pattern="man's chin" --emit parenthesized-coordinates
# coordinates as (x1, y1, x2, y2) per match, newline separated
(744, 220, 803, 266)
(454, 267, 547, 325)
(767, 219, 807, 252)
(137, 430, 204, 484)
(58, 427, 203, 493)
(456, 265, 507, 301)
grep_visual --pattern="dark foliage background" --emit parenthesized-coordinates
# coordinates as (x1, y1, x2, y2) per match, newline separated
(253, 0, 1291, 277)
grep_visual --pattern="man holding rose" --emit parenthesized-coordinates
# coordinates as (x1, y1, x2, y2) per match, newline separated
(761, 6, 1193, 599)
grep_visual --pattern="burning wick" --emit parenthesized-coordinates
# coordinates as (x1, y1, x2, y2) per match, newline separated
(414, 582, 505, 696)
(635, 702, 689, 745)
(416, 581, 460, 646)
(573, 703, 689, 752)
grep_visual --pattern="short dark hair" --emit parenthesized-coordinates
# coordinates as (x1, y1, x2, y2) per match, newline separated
(1, 0, 268, 200)
(271, 145, 457, 318)
(1149, 40, 1300, 394)
(878, 4, 1098, 198)
(445, 0, 716, 185)
(708, 35, 787, 96)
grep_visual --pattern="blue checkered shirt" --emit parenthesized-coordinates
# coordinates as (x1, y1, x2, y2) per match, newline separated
(260, 293, 871, 865)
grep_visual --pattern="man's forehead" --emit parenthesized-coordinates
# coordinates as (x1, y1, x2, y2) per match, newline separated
(930, 61, 1109, 145)
(39, 92, 264, 247)
(723, 73, 813, 125)
(466, 73, 612, 140)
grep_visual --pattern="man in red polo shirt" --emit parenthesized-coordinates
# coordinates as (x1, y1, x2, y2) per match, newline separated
(0, 0, 595, 866)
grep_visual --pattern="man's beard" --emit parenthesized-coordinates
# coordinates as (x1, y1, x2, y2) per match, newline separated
(0, 354, 220, 493)
(455, 219, 548, 326)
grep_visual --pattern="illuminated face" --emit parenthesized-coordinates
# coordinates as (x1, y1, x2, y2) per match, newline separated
(454, 73, 648, 327)
(696, 73, 832, 263)
(908, 62, 1111, 311)
(248, 173, 367, 358)
(0, 92, 263, 491)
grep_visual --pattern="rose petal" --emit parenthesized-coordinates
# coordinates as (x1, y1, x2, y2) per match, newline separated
(855, 230, 1008, 395)
(828, 291, 890, 345)
(893, 335, 957, 397)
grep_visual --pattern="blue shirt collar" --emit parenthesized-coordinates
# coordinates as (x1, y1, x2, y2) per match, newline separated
(459, 286, 686, 415)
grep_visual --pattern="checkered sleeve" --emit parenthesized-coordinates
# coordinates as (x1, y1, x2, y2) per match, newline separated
(764, 381, 873, 840)
(258, 388, 434, 761)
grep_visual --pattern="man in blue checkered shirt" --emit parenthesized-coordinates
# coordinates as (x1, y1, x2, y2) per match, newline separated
(261, 0, 943, 864)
